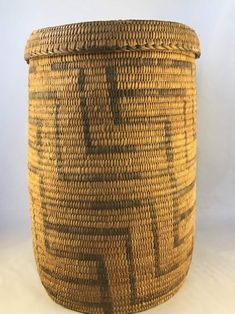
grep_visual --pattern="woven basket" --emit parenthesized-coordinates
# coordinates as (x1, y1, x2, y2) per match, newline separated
(24, 20, 200, 314)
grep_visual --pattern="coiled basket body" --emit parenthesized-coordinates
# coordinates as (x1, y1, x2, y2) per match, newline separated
(25, 20, 200, 314)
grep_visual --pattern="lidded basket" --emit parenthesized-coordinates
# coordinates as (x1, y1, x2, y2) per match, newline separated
(24, 20, 200, 314)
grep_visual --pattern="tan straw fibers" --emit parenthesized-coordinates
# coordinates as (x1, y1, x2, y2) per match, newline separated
(24, 20, 200, 314)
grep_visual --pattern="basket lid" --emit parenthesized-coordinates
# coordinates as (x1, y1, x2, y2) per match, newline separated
(24, 19, 200, 63)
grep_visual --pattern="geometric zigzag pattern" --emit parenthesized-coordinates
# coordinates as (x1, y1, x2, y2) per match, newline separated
(28, 49, 197, 314)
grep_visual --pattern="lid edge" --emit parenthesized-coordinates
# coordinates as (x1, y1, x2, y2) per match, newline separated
(24, 19, 201, 62)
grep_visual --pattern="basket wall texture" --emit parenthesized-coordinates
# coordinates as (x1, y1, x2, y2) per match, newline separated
(24, 20, 200, 314)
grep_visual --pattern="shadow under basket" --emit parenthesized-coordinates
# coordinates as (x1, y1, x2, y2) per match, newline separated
(24, 19, 201, 314)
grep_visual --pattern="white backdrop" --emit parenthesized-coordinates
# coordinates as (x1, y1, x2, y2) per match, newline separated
(1, 1, 235, 314)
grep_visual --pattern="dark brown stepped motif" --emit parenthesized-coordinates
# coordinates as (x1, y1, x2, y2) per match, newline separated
(25, 20, 200, 314)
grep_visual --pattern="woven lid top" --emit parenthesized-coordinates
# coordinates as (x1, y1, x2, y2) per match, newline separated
(24, 19, 201, 63)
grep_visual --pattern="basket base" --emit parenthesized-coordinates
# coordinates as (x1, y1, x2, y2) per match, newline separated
(40, 269, 190, 314)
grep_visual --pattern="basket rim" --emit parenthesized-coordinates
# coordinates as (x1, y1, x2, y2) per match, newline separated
(24, 19, 201, 62)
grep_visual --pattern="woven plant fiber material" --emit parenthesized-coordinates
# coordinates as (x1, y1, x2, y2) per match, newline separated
(24, 20, 200, 314)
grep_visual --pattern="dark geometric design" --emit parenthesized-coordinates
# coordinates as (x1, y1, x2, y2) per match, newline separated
(105, 65, 192, 249)
(53, 64, 193, 249)
(77, 67, 136, 155)
(51, 62, 69, 71)
(29, 58, 195, 313)
(105, 66, 186, 125)
(41, 254, 113, 314)
(42, 216, 194, 308)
